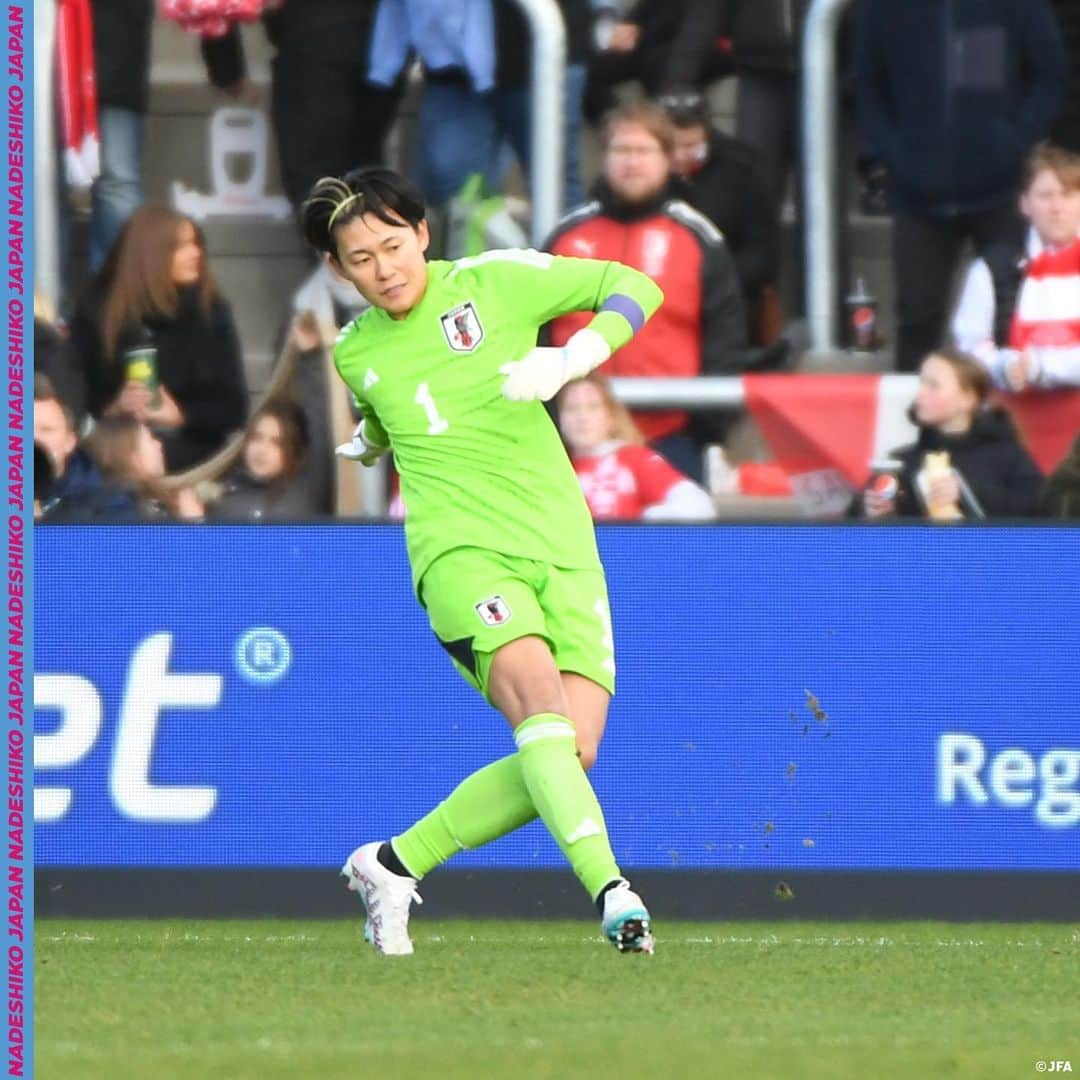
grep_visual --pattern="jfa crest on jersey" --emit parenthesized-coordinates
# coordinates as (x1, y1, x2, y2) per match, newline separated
(440, 301, 485, 353)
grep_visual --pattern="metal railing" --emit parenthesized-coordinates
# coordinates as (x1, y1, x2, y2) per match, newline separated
(609, 377, 745, 409)
(513, 0, 566, 245)
(802, 0, 857, 353)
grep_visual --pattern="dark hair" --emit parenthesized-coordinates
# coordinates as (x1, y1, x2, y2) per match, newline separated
(34, 372, 76, 432)
(301, 167, 427, 256)
(94, 205, 217, 360)
(246, 398, 310, 482)
(656, 89, 710, 130)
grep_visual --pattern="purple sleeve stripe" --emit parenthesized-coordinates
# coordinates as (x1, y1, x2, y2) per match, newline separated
(599, 294, 645, 334)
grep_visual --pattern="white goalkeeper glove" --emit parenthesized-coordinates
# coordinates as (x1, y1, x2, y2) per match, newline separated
(499, 328, 611, 402)
(335, 420, 389, 467)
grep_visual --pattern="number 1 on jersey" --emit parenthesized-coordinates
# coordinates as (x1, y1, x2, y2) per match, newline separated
(415, 382, 449, 435)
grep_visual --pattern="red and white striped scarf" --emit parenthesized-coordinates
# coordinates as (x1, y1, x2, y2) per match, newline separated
(1008, 235, 1080, 351)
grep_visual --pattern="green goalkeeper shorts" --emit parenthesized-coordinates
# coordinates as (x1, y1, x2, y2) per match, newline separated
(418, 546, 616, 700)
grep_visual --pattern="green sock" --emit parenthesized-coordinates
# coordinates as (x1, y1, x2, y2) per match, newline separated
(391, 754, 538, 879)
(513, 713, 621, 901)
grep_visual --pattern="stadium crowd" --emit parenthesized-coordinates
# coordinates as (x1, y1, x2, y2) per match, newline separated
(35, 0, 1080, 523)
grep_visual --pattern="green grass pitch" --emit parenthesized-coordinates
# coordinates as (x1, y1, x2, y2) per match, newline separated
(38, 918, 1078, 1079)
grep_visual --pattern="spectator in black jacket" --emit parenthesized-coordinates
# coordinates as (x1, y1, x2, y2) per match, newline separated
(854, 0, 1068, 372)
(70, 206, 249, 473)
(202, 1, 403, 212)
(89, 0, 154, 269)
(861, 347, 1043, 520)
(692, 1, 813, 212)
(661, 90, 780, 340)
(584, 0, 734, 125)
(668, 1, 853, 316)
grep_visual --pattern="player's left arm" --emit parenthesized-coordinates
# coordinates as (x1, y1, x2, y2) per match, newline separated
(498, 253, 664, 402)
(333, 332, 391, 465)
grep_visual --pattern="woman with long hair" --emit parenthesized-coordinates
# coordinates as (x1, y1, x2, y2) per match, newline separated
(557, 373, 715, 520)
(863, 347, 1044, 519)
(70, 205, 249, 472)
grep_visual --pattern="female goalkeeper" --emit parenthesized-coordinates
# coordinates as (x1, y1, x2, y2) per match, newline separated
(302, 167, 663, 956)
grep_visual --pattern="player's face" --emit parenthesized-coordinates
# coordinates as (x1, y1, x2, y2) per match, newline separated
(915, 355, 976, 430)
(331, 211, 431, 318)
(1021, 168, 1080, 249)
(33, 399, 77, 474)
(604, 123, 671, 205)
(559, 380, 612, 454)
(244, 415, 287, 481)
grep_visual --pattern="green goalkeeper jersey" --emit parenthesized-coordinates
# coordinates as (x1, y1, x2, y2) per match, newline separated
(333, 249, 663, 589)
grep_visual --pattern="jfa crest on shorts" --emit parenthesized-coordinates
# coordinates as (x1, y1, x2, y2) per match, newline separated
(440, 301, 485, 353)
(474, 595, 512, 626)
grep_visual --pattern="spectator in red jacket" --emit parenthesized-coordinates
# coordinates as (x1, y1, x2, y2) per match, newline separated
(557, 373, 715, 521)
(546, 102, 747, 481)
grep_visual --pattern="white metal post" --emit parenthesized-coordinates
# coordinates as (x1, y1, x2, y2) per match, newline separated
(510, 0, 566, 245)
(802, 0, 856, 352)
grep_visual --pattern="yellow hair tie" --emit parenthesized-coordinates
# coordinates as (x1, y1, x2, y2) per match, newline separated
(328, 191, 364, 229)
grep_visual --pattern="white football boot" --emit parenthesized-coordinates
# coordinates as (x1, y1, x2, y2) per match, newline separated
(600, 880, 654, 954)
(341, 841, 422, 956)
